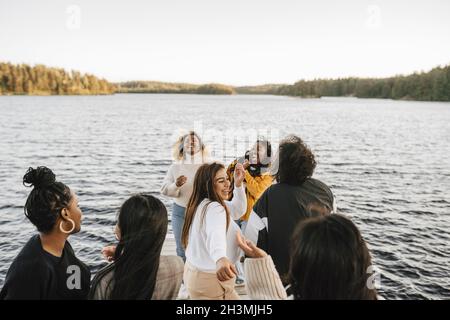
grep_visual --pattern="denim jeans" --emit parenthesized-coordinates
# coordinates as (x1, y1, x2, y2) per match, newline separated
(172, 203, 186, 262)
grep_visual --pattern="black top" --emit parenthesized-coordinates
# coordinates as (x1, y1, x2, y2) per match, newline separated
(251, 178, 335, 281)
(0, 235, 90, 300)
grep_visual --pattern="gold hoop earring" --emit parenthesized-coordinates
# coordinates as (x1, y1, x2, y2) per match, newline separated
(59, 218, 75, 234)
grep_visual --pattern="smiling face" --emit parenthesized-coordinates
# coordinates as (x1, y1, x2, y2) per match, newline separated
(183, 133, 202, 156)
(213, 168, 231, 201)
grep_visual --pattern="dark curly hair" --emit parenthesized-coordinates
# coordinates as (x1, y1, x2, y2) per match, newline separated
(276, 135, 316, 186)
(289, 214, 378, 300)
(23, 166, 72, 233)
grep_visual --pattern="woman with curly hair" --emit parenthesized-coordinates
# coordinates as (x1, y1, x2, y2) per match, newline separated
(244, 135, 337, 283)
(0, 167, 90, 300)
(238, 214, 378, 300)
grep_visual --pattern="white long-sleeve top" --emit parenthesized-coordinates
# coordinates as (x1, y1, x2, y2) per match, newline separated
(160, 153, 208, 207)
(185, 185, 247, 273)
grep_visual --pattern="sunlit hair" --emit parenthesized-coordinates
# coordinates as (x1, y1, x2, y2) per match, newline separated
(289, 214, 378, 300)
(181, 162, 230, 248)
(172, 131, 208, 161)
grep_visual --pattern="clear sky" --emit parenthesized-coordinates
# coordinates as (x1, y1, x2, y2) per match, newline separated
(1, 0, 449, 85)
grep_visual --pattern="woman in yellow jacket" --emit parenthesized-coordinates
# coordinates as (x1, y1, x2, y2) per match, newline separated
(227, 139, 273, 284)
(227, 139, 274, 229)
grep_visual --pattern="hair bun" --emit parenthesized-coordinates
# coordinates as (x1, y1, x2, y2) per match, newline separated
(23, 166, 56, 189)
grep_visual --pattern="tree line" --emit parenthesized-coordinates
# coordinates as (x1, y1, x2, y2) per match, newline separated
(0, 62, 115, 95)
(237, 64, 450, 101)
(116, 81, 235, 95)
(1, 61, 448, 101)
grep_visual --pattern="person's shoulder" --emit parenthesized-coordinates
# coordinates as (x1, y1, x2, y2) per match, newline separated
(4, 242, 50, 286)
(263, 183, 285, 194)
(202, 201, 227, 222)
(91, 263, 114, 284)
(305, 178, 333, 192)
(205, 200, 225, 212)
(89, 263, 114, 299)
(11, 235, 47, 268)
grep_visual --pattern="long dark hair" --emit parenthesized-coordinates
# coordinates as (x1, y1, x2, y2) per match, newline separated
(289, 214, 378, 300)
(23, 166, 72, 233)
(181, 162, 230, 249)
(108, 194, 168, 300)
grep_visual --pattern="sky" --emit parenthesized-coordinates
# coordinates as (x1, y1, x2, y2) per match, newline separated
(1, 0, 450, 86)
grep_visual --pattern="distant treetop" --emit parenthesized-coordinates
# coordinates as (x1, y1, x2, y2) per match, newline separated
(0, 62, 115, 95)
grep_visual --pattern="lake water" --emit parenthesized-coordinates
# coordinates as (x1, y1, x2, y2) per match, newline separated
(0, 94, 449, 299)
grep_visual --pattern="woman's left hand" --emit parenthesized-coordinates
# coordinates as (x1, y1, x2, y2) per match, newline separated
(234, 163, 245, 187)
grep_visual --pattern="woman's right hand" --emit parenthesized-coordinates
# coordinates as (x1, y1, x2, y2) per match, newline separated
(236, 232, 267, 258)
(176, 175, 187, 187)
(216, 257, 237, 281)
(102, 245, 117, 262)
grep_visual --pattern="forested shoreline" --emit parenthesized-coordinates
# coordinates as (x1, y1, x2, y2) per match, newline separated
(0, 63, 115, 95)
(237, 65, 450, 101)
(116, 81, 235, 95)
(1, 62, 449, 101)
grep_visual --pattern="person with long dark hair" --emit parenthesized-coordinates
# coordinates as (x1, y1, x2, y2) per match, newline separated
(90, 194, 183, 300)
(245, 135, 337, 282)
(238, 214, 378, 300)
(182, 162, 246, 300)
(0, 166, 90, 300)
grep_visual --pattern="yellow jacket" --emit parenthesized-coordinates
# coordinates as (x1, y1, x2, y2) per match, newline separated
(227, 160, 274, 221)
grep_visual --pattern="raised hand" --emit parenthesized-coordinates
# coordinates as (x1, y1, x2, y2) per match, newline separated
(102, 245, 117, 262)
(243, 159, 250, 170)
(234, 163, 245, 187)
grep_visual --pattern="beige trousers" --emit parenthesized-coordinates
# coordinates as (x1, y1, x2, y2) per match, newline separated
(184, 262, 240, 300)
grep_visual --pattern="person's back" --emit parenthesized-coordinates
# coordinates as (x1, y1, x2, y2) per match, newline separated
(90, 255, 183, 300)
(245, 135, 336, 280)
(0, 167, 90, 300)
(239, 214, 378, 300)
(249, 178, 334, 279)
(89, 194, 181, 300)
(1, 235, 90, 300)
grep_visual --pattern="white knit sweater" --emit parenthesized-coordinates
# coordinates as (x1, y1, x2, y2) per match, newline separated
(160, 153, 209, 207)
(185, 185, 247, 272)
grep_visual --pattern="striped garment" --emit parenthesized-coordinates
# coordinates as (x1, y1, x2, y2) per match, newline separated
(243, 255, 288, 300)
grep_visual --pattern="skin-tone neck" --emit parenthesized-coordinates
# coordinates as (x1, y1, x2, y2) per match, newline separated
(39, 227, 68, 257)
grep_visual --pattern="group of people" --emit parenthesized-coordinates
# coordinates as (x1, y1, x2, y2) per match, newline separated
(0, 131, 378, 300)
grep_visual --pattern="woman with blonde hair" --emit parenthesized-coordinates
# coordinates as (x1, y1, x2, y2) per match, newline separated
(160, 131, 209, 262)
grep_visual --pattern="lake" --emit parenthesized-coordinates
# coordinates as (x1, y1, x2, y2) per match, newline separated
(0, 94, 449, 299)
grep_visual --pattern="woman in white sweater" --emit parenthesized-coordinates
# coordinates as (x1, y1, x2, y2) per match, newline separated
(160, 131, 209, 261)
(182, 162, 247, 300)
